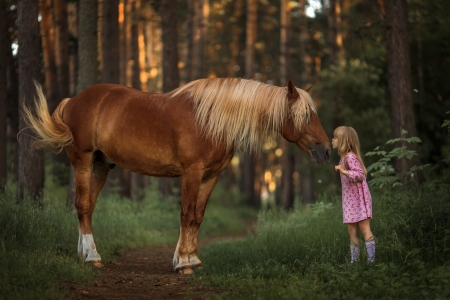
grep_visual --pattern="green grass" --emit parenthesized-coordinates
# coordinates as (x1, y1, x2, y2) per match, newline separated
(0, 179, 256, 300)
(194, 177, 450, 299)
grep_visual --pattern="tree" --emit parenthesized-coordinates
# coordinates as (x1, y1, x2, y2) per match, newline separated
(383, 0, 420, 178)
(279, 0, 294, 210)
(241, 0, 259, 208)
(159, 0, 181, 199)
(0, 0, 7, 191)
(101, 0, 120, 84)
(17, 0, 44, 203)
(227, 0, 243, 77)
(68, 0, 98, 209)
(129, 0, 146, 201)
(39, 0, 58, 113)
(54, 0, 70, 99)
(298, 0, 314, 204)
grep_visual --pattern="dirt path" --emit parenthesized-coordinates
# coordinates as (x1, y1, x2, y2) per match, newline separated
(64, 233, 251, 300)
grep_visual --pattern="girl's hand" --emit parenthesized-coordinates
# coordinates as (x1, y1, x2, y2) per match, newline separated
(335, 165, 348, 175)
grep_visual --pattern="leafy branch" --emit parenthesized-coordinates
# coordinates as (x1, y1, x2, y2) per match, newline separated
(365, 130, 431, 188)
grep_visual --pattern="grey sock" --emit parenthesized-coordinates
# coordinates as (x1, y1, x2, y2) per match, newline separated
(350, 245, 360, 263)
(365, 240, 376, 263)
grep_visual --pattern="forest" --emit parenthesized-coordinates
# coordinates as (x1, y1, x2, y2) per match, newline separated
(1, 0, 450, 299)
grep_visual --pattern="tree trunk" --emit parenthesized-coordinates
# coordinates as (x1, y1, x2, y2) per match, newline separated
(227, 0, 243, 78)
(245, 0, 257, 80)
(101, 0, 130, 196)
(54, 0, 70, 98)
(384, 0, 420, 179)
(129, 0, 146, 201)
(241, 0, 258, 207)
(101, 0, 120, 84)
(42, 0, 70, 186)
(67, 1, 78, 96)
(159, 0, 181, 200)
(6, 18, 19, 184)
(199, 0, 209, 78)
(298, 0, 314, 204)
(68, 0, 98, 209)
(279, 0, 294, 210)
(0, 0, 7, 191)
(17, 0, 44, 203)
(327, 0, 343, 65)
(39, 0, 59, 113)
(184, 0, 196, 83)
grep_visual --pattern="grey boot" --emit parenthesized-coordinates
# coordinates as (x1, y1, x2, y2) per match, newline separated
(350, 245, 360, 263)
(365, 240, 376, 263)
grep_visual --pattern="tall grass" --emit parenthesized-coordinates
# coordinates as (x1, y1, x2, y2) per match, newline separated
(195, 176, 450, 299)
(0, 179, 256, 300)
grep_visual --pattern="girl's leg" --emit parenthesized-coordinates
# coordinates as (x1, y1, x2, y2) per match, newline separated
(348, 223, 360, 262)
(358, 218, 375, 263)
(348, 223, 359, 246)
(357, 218, 374, 241)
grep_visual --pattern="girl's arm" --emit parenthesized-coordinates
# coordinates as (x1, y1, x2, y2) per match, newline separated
(344, 154, 365, 182)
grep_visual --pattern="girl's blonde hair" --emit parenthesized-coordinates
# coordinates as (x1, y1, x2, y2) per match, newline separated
(333, 126, 367, 176)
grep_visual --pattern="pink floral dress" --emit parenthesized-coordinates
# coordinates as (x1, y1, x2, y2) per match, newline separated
(340, 152, 372, 223)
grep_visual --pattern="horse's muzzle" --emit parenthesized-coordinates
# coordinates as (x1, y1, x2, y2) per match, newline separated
(310, 145, 330, 164)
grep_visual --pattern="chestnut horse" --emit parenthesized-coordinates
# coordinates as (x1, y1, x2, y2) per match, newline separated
(24, 78, 330, 274)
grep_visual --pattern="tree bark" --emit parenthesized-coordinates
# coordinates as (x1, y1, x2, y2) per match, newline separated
(17, 0, 44, 203)
(227, 0, 243, 78)
(67, 1, 78, 96)
(159, 0, 181, 200)
(245, 0, 257, 80)
(39, 0, 59, 113)
(101, 0, 120, 84)
(384, 0, 420, 179)
(54, 0, 70, 99)
(279, 0, 294, 210)
(101, 0, 130, 196)
(68, 0, 98, 209)
(241, 0, 258, 207)
(161, 0, 180, 91)
(6, 17, 19, 184)
(298, 0, 314, 204)
(129, 0, 146, 201)
(184, 0, 196, 83)
(0, 0, 7, 191)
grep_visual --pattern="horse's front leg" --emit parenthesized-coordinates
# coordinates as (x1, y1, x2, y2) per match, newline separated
(188, 175, 220, 269)
(173, 168, 203, 274)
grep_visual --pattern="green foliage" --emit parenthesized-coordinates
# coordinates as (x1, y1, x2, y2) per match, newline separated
(0, 180, 255, 299)
(365, 130, 431, 187)
(195, 179, 450, 299)
(317, 59, 391, 156)
(442, 111, 450, 137)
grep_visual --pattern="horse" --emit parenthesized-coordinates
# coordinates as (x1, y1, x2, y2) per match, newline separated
(23, 77, 331, 274)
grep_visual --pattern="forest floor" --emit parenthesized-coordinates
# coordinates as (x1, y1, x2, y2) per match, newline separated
(63, 226, 254, 300)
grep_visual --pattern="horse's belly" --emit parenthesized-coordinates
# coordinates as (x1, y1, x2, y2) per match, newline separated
(101, 145, 182, 177)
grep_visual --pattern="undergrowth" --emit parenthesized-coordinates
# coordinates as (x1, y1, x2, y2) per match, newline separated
(0, 179, 255, 300)
(195, 174, 450, 299)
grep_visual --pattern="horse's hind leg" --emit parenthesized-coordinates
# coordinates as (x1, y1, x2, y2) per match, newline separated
(67, 149, 109, 267)
(173, 167, 204, 274)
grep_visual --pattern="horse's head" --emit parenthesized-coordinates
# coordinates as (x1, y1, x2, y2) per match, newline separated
(281, 80, 331, 164)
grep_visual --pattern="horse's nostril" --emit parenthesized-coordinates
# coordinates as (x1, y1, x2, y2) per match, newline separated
(325, 149, 330, 159)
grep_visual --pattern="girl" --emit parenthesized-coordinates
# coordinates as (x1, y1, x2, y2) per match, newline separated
(332, 126, 375, 263)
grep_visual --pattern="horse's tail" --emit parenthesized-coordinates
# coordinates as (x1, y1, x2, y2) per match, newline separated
(22, 82, 73, 153)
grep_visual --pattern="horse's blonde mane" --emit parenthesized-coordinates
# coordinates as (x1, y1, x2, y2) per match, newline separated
(172, 78, 316, 152)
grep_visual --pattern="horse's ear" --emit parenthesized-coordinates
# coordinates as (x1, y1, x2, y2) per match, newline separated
(287, 80, 299, 98)
(304, 85, 313, 93)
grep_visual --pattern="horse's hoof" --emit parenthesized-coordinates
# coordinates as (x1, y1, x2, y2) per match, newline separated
(177, 267, 193, 275)
(86, 260, 103, 268)
(192, 263, 203, 269)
